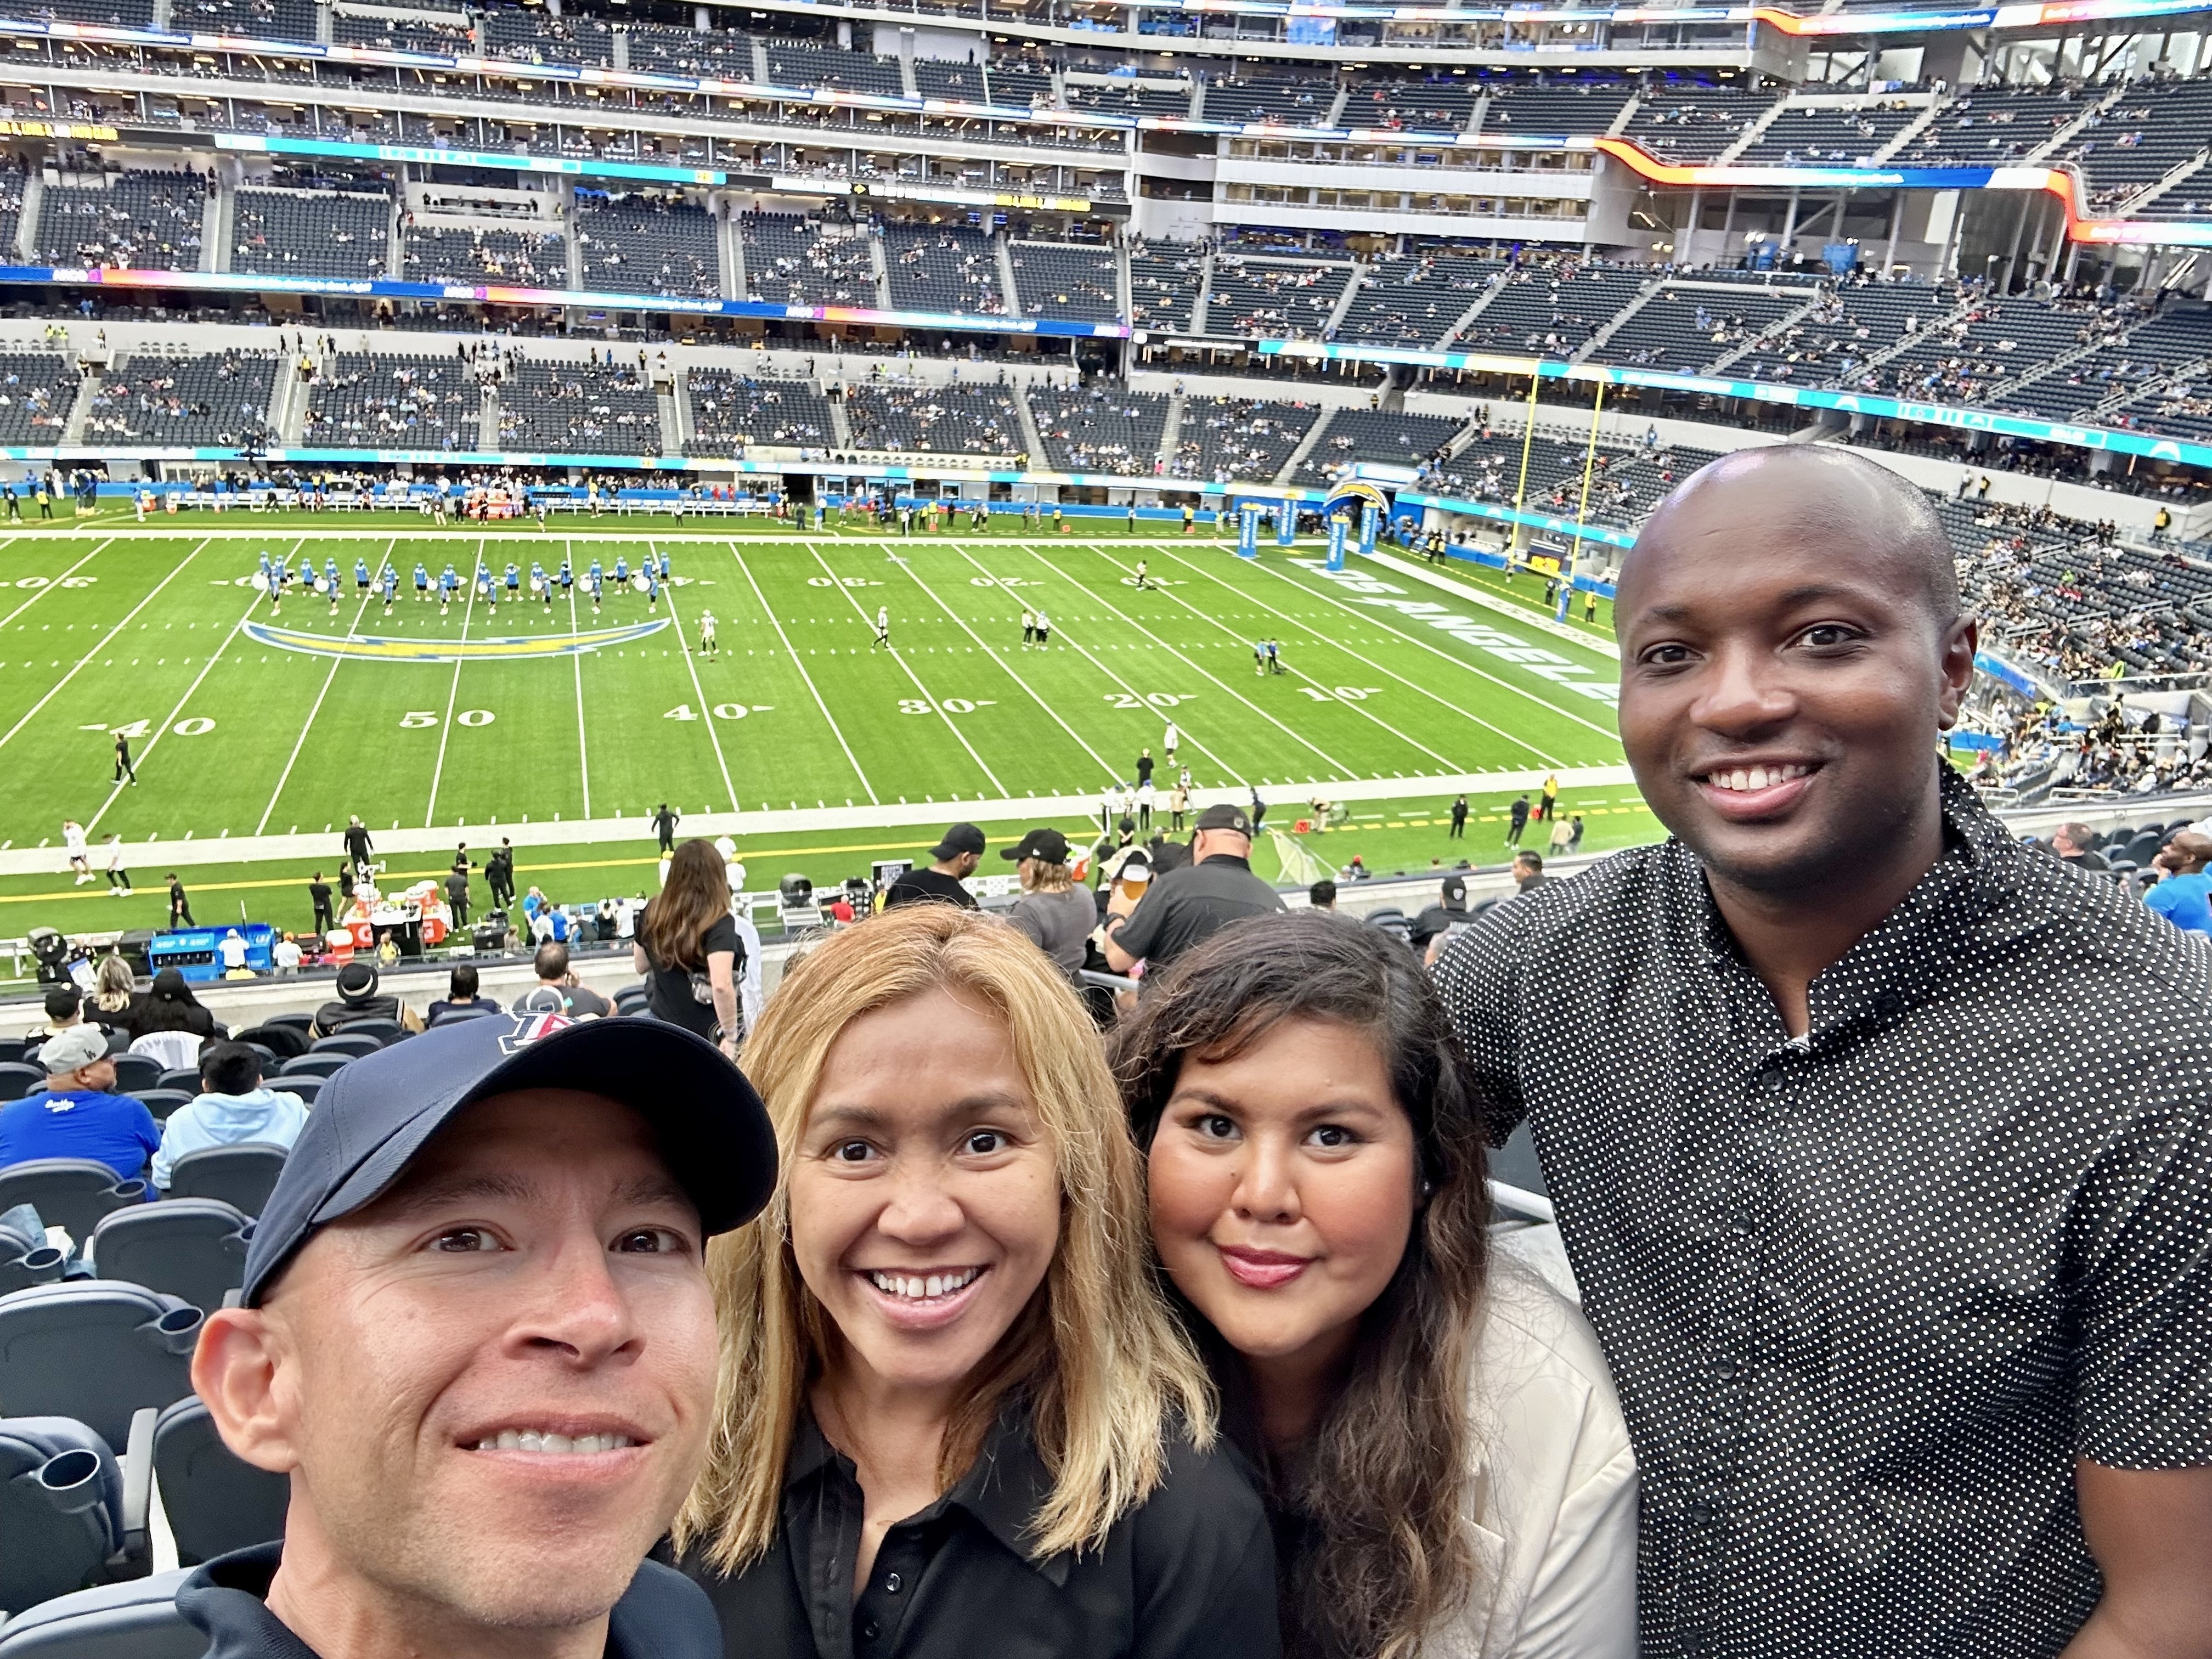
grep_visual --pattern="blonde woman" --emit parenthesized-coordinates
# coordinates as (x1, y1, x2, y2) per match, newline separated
(89, 953, 136, 1029)
(675, 904, 1278, 1659)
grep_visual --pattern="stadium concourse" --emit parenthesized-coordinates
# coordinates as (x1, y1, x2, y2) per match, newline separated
(3, 0, 2212, 1643)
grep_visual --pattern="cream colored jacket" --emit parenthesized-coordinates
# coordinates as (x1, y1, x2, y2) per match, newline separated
(1436, 1255, 1638, 1659)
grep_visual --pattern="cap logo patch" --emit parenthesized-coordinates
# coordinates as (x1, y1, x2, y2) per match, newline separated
(500, 1011, 575, 1053)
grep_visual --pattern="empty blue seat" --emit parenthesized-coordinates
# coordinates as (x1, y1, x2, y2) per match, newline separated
(152, 1397, 288, 1567)
(0, 1161, 146, 1245)
(308, 1033, 379, 1060)
(276, 1075, 324, 1107)
(154, 1069, 201, 1095)
(277, 1054, 348, 1081)
(131, 1091, 194, 1126)
(336, 1018, 405, 1046)
(0, 1568, 198, 1658)
(0, 1282, 201, 1451)
(166, 1144, 288, 1218)
(106, 1057, 163, 1096)
(0, 1214, 65, 1296)
(0, 1417, 146, 1614)
(89, 1201, 253, 1314)
(0, 1060, 46, 1099)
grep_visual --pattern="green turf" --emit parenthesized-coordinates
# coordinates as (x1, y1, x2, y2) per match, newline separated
(0, 520, 1637, 955)
(0, 786, 1658, 953)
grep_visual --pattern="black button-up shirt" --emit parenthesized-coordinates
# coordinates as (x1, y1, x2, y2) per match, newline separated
(1435, 768, 2212, 1659)
(176, 1542, 722, 1659)
(681, 1407, 1280, 1659)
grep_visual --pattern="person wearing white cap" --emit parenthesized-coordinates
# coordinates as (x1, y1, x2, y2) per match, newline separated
(0, 1023, 159, 1181)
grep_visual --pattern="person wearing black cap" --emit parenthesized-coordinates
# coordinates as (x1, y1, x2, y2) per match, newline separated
(883, 823, 982, 910)
(1002, 827, 1094, 975)
(1102, 802, 1284, 978)
(1410, 873, 1475, 955)
(184, 1012, 776, 1659)
(312, 961, 424, 1038)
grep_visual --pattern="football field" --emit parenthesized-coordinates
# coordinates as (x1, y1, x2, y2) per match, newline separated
(0, 522, 1628, 865)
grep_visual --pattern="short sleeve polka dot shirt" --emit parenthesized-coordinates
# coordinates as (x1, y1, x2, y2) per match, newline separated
(1434, 767, 2212, 1659)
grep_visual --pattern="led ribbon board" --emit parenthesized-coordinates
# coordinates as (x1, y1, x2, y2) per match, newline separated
(244, 618, 673, 662)
(0, 264, 1131, 338)
(1261, 340, 2212, 472)
(1592, 138, 2212, 250)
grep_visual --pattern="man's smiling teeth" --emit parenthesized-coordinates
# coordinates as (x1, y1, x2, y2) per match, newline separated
(1706, 763, 1812, 793)
(472, 1431, 635, 1454)
(868, 1268, 981, 1300)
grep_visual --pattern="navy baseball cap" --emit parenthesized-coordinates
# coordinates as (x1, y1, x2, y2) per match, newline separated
(241, 1011, 776, 1306)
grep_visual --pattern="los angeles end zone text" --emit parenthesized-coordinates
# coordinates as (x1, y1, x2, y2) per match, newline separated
(0, 534, 1621, 845)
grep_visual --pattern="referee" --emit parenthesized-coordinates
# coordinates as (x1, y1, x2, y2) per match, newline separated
(1102, 803, 1284, 978)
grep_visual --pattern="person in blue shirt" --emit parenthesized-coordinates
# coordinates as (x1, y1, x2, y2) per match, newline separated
(504, 562, 521, 601)
(151, 1041, 309, 1191)
(558, 560, 573, 597)
(587, 568, 602, 614)
(439, 564, 458, 616)
(2144, 832, 2212, 934)
(656, 549, 670, 580)
(381, 563, 398, 614)
(256, 550, 272, 586)
(613, 554, 629, 585)
(644, 566, 659, 612)
(0, 1025, 159, 1183)
(354, 557, 370, 595)
(413, 562, 431, 603)
(588, 556, 603, 586)
(477, 562, 496, 612)
(324, 556, 340, 589)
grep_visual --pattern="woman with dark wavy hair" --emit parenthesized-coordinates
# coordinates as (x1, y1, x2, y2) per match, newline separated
(1113, 911, 1635, 1659)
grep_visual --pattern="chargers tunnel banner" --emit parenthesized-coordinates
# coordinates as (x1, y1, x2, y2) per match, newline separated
(1239, 505, 1261, 560)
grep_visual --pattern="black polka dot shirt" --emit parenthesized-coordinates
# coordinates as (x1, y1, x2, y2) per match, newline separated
(1434, 766, 2212, 1659)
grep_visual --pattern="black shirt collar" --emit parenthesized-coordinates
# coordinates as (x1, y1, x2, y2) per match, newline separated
(1194, 853, 1252, 873)
(787, 1404, 1068, 1584)
(177, 1542, 718, 1659)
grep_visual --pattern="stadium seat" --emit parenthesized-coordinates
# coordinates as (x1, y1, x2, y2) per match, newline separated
(0, 1059, 47, 1098)
(130, 1090, 194, 1126)
(277, 1076, 325, 1107)
(152, 1397, 288, 1566)
(0, 1417, 146, 1613)
(0, 1282, 200, 1451)
(153, 1068, 200, 1094)
(0, 1568, 199, 1658)
(1491, 1121, 1549, 1198)
(166, 1145, 287, 1218)
(88, 1201, 253, 1313)
(0, 1214, 65, 1295)
(233, 1024, 308, 1060)
(309, 1033, 380, 1059)
(125, 1034, 202, 1075)
(340, 1018, 407, 1046)
(278, 1054, 348, 1080)
(0, 1037, 26, 1065)
(108, 1057, 163, 1096)
(263, 1013, 314, 1036)
(2124, 832, 2166, 866)
(430, 1006, 499, 1026)
(0, 1161, 146, 1244)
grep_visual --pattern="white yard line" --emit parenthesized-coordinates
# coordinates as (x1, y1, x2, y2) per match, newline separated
(1085, 542, 1479, 777)
(873, 544, 1121, 782)
(1021, 543, 1356, 780)
(0, 537, 113, 631)
(650, 539, 736, 815)
(0, 537, 211, 755)
(725, 540, 877, 804)
(565, 537, 594, 820)
(1265, 550, 1623, 744)
(84, 575, 275, 837)
(800, 541, 1005, 798)
(1148, 542, 1568, 771)
(943, 539, 1244, 786)
(422, 536, 486, 829)
(253, 540, 387, 834)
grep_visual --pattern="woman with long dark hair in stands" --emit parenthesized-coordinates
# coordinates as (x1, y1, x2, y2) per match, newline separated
(635, 838, 742, 1058)
(126, 965, 218, 1042)
(1112, 912, 1635, 1659)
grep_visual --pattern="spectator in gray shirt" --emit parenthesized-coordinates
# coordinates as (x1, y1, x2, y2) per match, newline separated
(512, 942, 612, 1018)
(1002, 828, 1096, 976)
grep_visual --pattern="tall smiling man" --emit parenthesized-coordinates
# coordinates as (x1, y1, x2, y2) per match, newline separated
(184, 1012, 777, 1659)
(1436, 447, 2212, 1659)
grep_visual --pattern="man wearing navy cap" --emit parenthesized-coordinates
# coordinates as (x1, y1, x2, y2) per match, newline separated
(184, 1011, 777, 1659)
